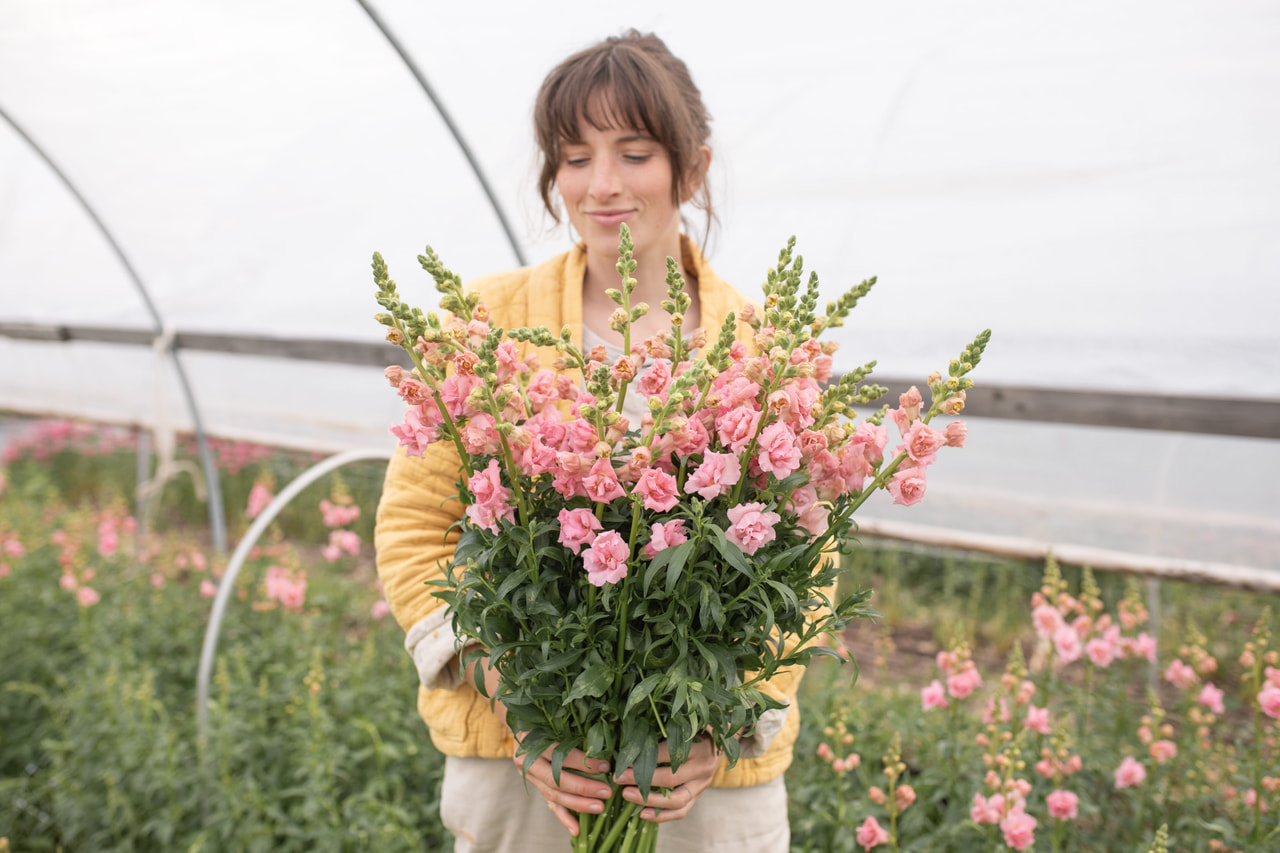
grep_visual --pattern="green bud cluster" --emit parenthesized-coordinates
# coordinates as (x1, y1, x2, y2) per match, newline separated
(950, 329, 992, 379)
(417, 247, 475, 322)
(813, 361, 881, 429)
(822, 276, 876, 329)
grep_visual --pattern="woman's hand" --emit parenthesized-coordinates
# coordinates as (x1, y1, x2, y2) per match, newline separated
(613, 735, 721, 823)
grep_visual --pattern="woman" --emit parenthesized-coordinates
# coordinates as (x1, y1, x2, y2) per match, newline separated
(375, 30, 802, 853)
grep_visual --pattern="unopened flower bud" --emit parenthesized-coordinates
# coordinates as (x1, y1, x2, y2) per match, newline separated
(384, 365, 404, 387)
(552, 357, 571, 371)
(593, 441, 612, 458)
(670, 312, 684, 327)
(687, 327, 708, 349)
(589, 345, 608, 363)
(609, 308, 629, 332)
(508, 426, 531, 450)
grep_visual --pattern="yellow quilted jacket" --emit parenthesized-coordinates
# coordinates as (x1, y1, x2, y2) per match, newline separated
(375, 237, 810, 788)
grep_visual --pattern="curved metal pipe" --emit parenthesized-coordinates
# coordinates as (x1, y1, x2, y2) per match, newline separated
(353, 0, 528, 267)
(195, 447, 395, 750)
(0, 102, 228, 552)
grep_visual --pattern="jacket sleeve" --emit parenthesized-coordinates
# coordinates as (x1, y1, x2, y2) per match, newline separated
(375, 441, 471, 691)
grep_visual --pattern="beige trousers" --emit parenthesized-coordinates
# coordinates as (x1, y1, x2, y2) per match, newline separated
(440, 756, 789, 853)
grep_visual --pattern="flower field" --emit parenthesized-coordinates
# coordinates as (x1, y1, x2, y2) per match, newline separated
(2, 418, 1278, 851)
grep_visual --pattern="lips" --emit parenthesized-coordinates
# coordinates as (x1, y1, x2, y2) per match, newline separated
(586, 209, 634, 228)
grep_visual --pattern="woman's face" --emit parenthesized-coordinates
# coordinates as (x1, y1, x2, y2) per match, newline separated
(554, 121, 684, 260)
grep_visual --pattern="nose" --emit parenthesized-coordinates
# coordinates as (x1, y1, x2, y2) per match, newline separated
(588, 158, 620, 200)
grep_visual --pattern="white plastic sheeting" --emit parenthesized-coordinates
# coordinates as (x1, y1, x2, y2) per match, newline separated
(1, 1, 1278, 567)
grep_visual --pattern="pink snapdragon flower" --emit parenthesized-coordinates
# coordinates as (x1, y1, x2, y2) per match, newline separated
(685, 453, 742, 500)
(943, 420, 967, 447)
(1000, 808, 1037, 850)
(1114, 756, 1147, 789)
(1023, 704, 1051, 735)
(465, 460, 516, 533)
(887, 463, 927, 506)
(725, 502, 780, 555)
(320, 499, 361, 529)
(946, 664, 983, 700)
(1149, 739, 1178, 764)
(895, 785, 916, 811)
(558, 508, 603, 554)
(1198, 682, 1226, 715)
(854, 816, 890, 850)
(643, 520, 688, 559)
(200, 579, 218, 598)
(921, 680, 949, 711)
(970, 793, 1005, 824)
(1031, 604, 1065, 639)
(1053, 625, 1082, 664)
(246, 481, 275, 519)
(633, 468, 680, 512)
(1046, 789, 1079, 820)
(583, 530, 630, 587)
(1259, 682, 1280, 719)
(637, 360, 672, 399)
(756, 422, 801, 478)
(1164, 659, 1198, 690)
(582, 458, 626, 504)
(370, 599, 391, 620)
(901, 421, 947, 465)
(76, 586, 101, 607)
(716, 405, 762, 454)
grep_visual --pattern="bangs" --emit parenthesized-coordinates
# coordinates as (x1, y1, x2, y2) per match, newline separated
(541, 52, 671, 148)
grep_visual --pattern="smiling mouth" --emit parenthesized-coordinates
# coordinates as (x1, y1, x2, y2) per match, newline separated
(587, 209, 634, 222)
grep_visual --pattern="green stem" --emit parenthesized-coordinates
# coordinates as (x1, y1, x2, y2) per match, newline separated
(597, 801, 639, 851)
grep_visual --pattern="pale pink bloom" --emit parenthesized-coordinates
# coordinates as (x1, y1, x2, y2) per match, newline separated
(1198, 682, 1226, 715)
(893, 386, 923, 430)
(854, 421, 888, 467)
(320, 499, 361, 529)
(717, 376, 762, 410)
(1065, 754, 1083, 775)
(642, 520, 688, 560)
(200, 579, 218, 598)
(370, 599, 391, 620)
(389, 406, 437, 457)
(460, 414, 502, 456)
(1017, 679, 1036, 705)
(946, 665, 982, 700)
(1114, 756, 1147, 789)
(756, 422, 801, 478)
(887, 463, 928, 506)
(921, 679, 950, 711)
(796, 502, 830, 539)
(264, 566, 290, 601)
(1031, 603, 1064, 638)
(667, 416, 711, 458)
(855, 816, 890, 850)
(583, 530, 630, 587)
(715, 405, 762, 454)
(558, 508, 603, 554)
(97, 527, 119, 557)
(725, 502, 781, 555)
(60, 573, 78, 592)
(1243, 789, 1268, 811)
(970, 793, 1005, 824)
(1149, 739, 1178, 764)
(816, 742, 834, 762)
(277, 576, 307, 612)
(633, 468, 680, 512)
(1086, 635, 1116, 668)
(943, 420, 967, 448)
(321, 544, 342, 562)
(1000, 809, 1037, 851)
(1267, 666, 1280, 688)
(493, 340, 527, 382)
(439, 371, 480, 419)
(831, 757, 847, 773)
(1053, 625, 1082, 664)
(1130, 631, 1157, 663)
(1023, 704, 1051, 735)
(582, 457, 626, 504)
(685, 453, 742, 500)
(76, 586, 100, 607)
(1046, 790, 1078, 820)
(637, 360, 672, 399)
(894, 784, 916, 811)
(1035, 758, 1056, 779)
(327, 529, 360, 557)
(525, 369, 560, 410)
(868, 786, 887, 806)
(1258, 683, 1280, 719)
(901, 421, 947, 465)
(1164, 659, 1198, 690)
(149, 571, 165, 589)
(246, 482, 275, 519)
(936, 650, 958, 673)
(3, 537, 24, 558)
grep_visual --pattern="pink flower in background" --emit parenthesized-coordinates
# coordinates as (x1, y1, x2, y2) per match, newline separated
(1266, 666, 1280, 688)
(97, 521, 119, 557)
(1164, 659, 1198, 690)
(895, 784, 917, 811)
(1258, 683, 1280, 719)
(320, 499, 361, 529)
(370, 599, 391, 620)
(1046, 790, 1078, 820)
(1023, 704, 1051, 735)
(756, 422, 801, 478)
(1129, 631, 1157, 663)
(970, 793, 1005, 824)
(854, 816, 890, 850)
(633, 468, 680, 512)
(1053, 625, 1082, 664)
(946, 665, 982, 700)
(583, 530, 630, 587)
(725, 502, 780, 555)
(1000, 808, 1037, 851)
(75, 586, 100, 607)
(1198, 682, 1226, 715)
(1114, 756, 1147, 789)
(558, 508, 603, 554)
(200, 579, 218, 598)
(1031, 604, 1064, 639)
(921, 680, 949, 711)
(323, 530, 360, 561)
(150, 572, 166, 589)
(887, 464, 927, 506)
(643, 520, 688, 559)
(60, 573, 78, 592)
(246, 482, 274, 519)
(685, 453, 742, 500)
(3, 536, 24, 558)
(583, 457, 626, 504)
(1149, 739, 1178, 764)
(1086, 635, 1116, 668)
(276, 575, 307, 612)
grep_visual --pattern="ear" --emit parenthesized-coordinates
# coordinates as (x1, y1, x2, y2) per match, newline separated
(680, 145, 712, 203)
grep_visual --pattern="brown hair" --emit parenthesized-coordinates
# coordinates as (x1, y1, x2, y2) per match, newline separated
(534, 30, 714, 237)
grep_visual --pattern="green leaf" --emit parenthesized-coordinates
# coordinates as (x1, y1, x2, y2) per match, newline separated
(565, 661, 612, 702)
(624, 673, 666, 717)
(664, 539, 695, 596)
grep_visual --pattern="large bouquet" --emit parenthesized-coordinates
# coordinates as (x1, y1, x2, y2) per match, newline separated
(373, 227, 988, 852)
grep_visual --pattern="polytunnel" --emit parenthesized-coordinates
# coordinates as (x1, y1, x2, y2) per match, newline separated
(1, 1, 1278, 573)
